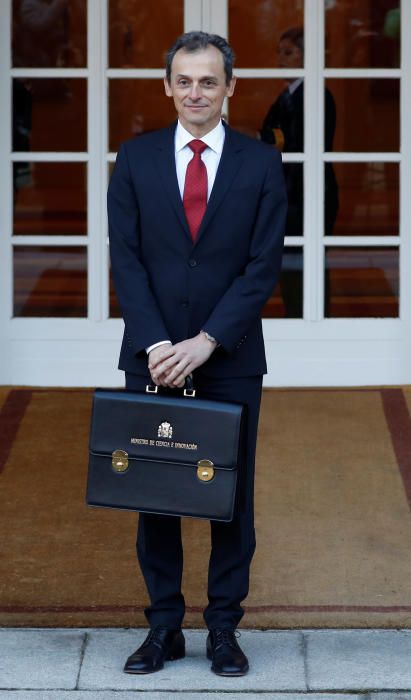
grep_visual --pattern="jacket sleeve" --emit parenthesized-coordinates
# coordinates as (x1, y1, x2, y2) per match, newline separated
(202, 148, 287, 354)
(108, 142, 171, 355)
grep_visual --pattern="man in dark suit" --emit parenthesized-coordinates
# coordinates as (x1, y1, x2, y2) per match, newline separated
(108, 31, 287, 677)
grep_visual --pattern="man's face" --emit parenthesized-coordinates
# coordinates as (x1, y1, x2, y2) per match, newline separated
(164, 45, 236, 137)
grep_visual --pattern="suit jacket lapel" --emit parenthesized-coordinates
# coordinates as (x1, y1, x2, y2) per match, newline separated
(194, 124, 244, 247)
(153, 122, 192, 243)
(153, 121, 244, 246)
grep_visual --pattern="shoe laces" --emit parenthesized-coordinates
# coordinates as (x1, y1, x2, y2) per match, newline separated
(214, 628, 241, 649)
(142, 627, 168, 649)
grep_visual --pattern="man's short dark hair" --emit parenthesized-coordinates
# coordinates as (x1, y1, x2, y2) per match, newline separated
(165, 31, 235, 85)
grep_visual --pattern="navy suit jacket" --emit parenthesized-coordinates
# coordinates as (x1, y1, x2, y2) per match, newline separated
(108, 121, 287, 378)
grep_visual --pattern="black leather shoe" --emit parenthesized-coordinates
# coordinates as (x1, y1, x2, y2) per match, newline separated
(206, 628, 249, 676)
(123, 627, 185, 674)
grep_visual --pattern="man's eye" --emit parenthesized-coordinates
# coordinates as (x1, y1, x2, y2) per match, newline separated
(178, 80, 189, 86)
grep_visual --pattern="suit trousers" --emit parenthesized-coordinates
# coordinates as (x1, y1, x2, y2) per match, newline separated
(125, 370, 263, 630)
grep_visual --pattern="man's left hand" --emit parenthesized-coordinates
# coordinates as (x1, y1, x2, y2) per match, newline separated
(149, 332, 217, 388)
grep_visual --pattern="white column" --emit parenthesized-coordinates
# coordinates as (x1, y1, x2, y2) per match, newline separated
(0, 0, 12, 381)
(87, 0, 105, 321)
(400, 0, 411, 352)
(304, 0, 324, 321)
(185, 0, 203, 31)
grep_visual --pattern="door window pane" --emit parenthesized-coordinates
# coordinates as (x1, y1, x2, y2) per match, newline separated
(14, 246, 87, 317)
(109, 0, 183, 68)
(325, 0, 400, 68)
(12, 0, 87, 68)
(328, 162, 399, 237)
(326, 79, 400, 152)
(262, 247, 303, 318)
(109, 79, 176, 152)
(229, 0, 304, 68)
(13, 79, 87, 152)
(325, 247, 399, 317)
(326, 78, 400, 152)
(13, 163, 87, 236)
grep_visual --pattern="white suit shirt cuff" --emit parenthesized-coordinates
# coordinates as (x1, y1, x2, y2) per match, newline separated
(146, 340, 172, 354)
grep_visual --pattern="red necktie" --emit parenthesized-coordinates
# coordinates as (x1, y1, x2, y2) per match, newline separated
(183, 139, 208, 241)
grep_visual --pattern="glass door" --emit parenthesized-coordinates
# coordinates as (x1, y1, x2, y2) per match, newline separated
(0, 0, 409, 387)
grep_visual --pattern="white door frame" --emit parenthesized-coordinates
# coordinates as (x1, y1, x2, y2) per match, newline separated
(0, 0, 410, 387)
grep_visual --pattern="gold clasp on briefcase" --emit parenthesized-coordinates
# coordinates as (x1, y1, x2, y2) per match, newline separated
(112, 449, 129, 472)
(197, 459, 215, 482)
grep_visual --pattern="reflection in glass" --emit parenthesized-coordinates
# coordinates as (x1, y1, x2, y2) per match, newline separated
(230, 79, 306, 235)
(108, 166, 120, 318)
(229, 0, 304, 68)
(326, 79, 400, 152)
(255, 32, 307, 238)
(259, 27, 337, 152)
(12, 79, 87, 152)
(329, 163, 399, 237)
(13, 163, 87, 236)
(281, 164, 304, 236)
(109, 0, 183, 68)
(325, 0, 400, 68)
(109, 80, 176, 152)
(325, 247, 398, 318)
(12, 0, 87, 68)
(109, 266, 121, 318)
(229, 79, 293, 137)
(255, 25, 339, 235)
(262, 247, 303, 318)
(14, 246, 87, 317)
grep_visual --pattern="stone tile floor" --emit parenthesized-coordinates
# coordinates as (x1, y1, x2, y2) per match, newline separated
(1, 628, 411, 699)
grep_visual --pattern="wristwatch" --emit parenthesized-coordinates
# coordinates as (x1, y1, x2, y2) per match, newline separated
(200, 330, 220, 347)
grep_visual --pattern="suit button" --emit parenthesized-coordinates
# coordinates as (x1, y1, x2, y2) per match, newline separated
(181, 301, 189, 308)
(188, 259, 197, 267)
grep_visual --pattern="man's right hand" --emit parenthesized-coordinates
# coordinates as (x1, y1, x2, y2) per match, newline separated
(148, 343, 182, 387)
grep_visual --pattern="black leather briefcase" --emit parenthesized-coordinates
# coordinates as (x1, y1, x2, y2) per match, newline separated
(86, 381, 245, 522)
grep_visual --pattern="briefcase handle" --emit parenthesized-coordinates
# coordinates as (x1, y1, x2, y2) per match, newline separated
(146, 374, 196, 398)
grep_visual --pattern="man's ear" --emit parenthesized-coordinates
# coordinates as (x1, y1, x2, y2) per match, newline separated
(164, 77, 173, 97)
(226, 76, 237, 98)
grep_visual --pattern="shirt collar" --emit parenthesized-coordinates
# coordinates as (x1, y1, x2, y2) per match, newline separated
(288, 78, 303, 95)
(175, 120, 225, 154)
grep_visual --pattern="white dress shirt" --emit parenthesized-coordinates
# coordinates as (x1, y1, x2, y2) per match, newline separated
(175, 119, 225, 200)
(146, 119, 226, 355)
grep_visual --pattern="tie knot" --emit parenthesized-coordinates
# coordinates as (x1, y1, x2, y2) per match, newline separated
(188, 139, 207, 155)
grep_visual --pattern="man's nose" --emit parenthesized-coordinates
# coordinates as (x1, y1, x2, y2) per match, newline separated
(189, 83, 201, 100)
